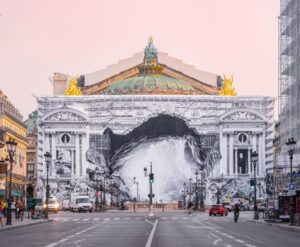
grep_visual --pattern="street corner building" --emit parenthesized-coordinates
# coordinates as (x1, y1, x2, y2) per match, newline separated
(0, 90, 28, 201)
(37, 38, 274, 205)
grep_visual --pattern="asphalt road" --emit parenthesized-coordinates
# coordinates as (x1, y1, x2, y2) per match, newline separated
(0, 211, 299, 247)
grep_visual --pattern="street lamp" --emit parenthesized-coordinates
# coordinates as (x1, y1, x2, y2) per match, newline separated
(133, 176, 139, 202)
(194, 171, 199, 210)
(251, 151, 259, 220)
(109, 181, 114, 207)
(183, 182, 186, 208)
(216, 174, 224, 205)
(286, 137, 297, 225)
(44, 151, 51, 220)
(189, 177, 192, 203)
(94, 167, 101, 211)
(144, 162, 154, 216)
(5, 139, 17, 225)
(199, 169, 205, 211)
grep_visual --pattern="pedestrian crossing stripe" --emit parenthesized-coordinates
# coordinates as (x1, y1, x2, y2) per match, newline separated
(51, 215, 248, 223)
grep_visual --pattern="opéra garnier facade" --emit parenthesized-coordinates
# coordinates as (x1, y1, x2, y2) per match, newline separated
(37, 39, 274, 204)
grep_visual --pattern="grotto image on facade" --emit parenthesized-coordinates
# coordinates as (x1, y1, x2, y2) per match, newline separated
(36, 38, 274, 206)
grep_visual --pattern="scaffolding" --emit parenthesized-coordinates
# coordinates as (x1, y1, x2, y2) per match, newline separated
(279, 0, 300, 158)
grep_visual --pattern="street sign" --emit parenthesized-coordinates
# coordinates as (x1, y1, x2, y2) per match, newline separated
(288, 183, 296, 191)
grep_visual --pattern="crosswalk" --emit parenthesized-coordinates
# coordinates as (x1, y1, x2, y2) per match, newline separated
(51, 215, 247, 223)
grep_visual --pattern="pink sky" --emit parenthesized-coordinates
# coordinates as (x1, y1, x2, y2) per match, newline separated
(0, 0, 279, 119)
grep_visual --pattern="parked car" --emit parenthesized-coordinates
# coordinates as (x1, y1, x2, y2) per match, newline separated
(209, 205, 228, 216)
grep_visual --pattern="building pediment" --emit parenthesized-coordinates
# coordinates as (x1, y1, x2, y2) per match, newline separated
(220, 110, 266, 122)
(42, 108, 88, 124)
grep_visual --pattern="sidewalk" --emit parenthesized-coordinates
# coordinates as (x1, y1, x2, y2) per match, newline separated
(248, 218, 300, 232)
(0, 216, 51, 232)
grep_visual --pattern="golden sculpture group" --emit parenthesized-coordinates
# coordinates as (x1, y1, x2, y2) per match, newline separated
(219, 75, 237, 96)
(64, 78, 82, 96)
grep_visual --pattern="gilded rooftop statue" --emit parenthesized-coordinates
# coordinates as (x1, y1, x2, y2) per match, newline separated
(64, 78, 82, 96)
(219, 75, 237, 96)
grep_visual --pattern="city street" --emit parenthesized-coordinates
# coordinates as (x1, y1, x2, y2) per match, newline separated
(0, 211, 299, 247)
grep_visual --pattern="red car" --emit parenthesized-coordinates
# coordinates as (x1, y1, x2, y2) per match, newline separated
(209, 204, 228, 216)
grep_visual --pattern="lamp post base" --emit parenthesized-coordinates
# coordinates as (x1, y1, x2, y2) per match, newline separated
(253, 210, 259, 220)
(148, 204, 154, 217)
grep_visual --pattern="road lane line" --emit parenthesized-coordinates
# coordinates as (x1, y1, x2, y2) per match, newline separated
(45, 220, 107, 247)
(145, 219, 158, 247)
(145, 219, 154, 226)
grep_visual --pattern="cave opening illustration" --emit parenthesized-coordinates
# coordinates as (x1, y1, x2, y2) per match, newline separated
(104, 114, 216, 202)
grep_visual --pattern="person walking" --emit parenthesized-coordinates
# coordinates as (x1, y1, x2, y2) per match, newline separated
(0, 201, 4, 227)
(234, 203, 240, 223)
(19, 201, 25, 221)
(187, 201, 193, 215)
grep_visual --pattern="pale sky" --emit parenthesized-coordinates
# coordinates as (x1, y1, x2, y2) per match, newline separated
(0, 0, 279, 120)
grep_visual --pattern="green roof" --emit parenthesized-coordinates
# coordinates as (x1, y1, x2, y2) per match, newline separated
(105, 74, 196, 94)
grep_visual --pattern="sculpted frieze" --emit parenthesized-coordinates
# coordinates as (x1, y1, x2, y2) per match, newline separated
(222, 111, 264, 122)
(44, 111, 86, 122)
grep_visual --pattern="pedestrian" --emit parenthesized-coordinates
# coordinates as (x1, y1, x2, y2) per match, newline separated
(16, 200, 20, 219)
(187, 201, 193, 215)
(0, 201, 4, 227)
(234, 203, 240, 223)
(19, 201, 25, 221)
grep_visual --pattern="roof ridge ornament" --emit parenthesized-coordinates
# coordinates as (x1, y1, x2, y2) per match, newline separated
(143, 36, 158, 65)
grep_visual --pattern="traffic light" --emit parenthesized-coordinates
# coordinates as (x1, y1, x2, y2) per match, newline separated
(149, 173, 154, 183)
(250, 179, 256, 189)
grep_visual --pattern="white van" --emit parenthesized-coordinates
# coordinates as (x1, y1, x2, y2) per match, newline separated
(70, 195, 93, 213)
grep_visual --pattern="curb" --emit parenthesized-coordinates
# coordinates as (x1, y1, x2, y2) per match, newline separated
(0, 220, 52, 232)
(247, 219, 300, 233)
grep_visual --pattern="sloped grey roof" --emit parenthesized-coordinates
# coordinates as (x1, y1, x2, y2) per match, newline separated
(84, 52, 219, 87)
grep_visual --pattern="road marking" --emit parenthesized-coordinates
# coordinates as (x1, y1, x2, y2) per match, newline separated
(72, 219, 79, 221)
(93, 218, 100, 221)
(209, 232, 222, 246)
(144, 219, 154, 226)
(245, 244, 256, 247)
(45, 221, 107, 247)
(171, 217, 178, 220)
(82, 218, 89, 221)
(145, 219, 158, 247)
(235, 239, 245, 243)
(113, 217, 120, 220)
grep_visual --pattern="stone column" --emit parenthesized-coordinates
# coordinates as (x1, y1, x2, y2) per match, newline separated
(229, 134, 234, 176)
(83, 133, 89, 179)
(261, 131, 266, 175)
(252, 133, 256, 176)
(75, 134, 80, 177)
(248, 148, 251, 175)
(219, 130, 226, 176)
(51, 134, 56, 176)
(234, 148, 238, 175)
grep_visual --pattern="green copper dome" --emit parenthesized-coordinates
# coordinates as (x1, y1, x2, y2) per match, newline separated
(105, 74, 196, 94)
